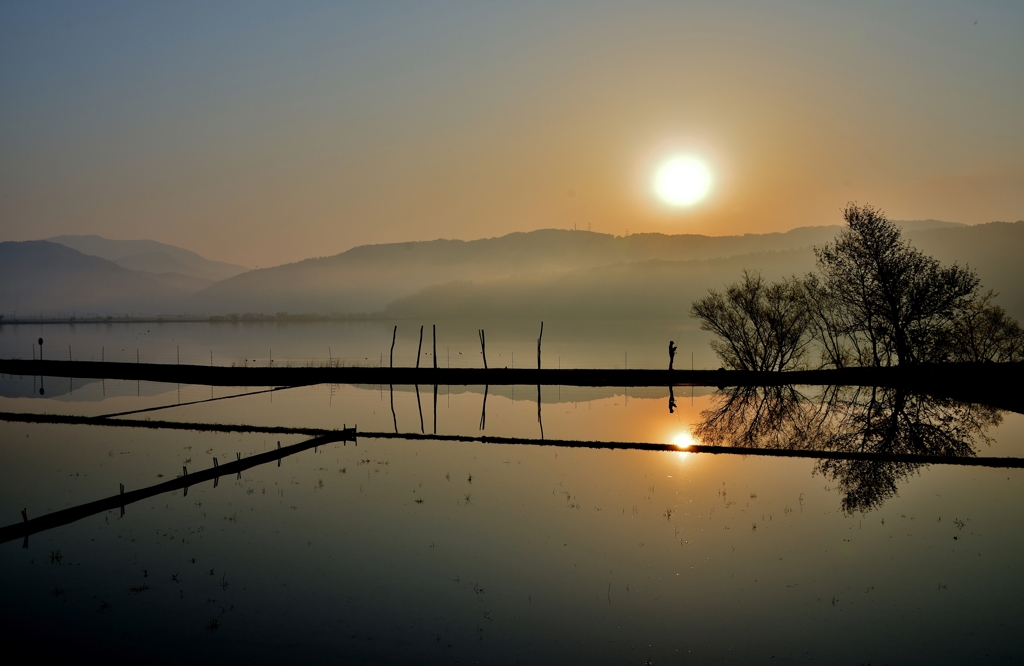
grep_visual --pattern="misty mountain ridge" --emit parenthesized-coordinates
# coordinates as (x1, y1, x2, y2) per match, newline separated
(47, 235, 248, 283)
(183, 219, 996, 317)
(383, 221, 1022, 321)
(0, 241, 187, 316)
(186, 225, 851, 315)
(3, 219, 1019, 320)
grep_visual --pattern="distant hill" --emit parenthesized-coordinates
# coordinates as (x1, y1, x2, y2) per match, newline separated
(47, 235, 248, 284)
(906, 221, 1024, 318)
(6, 220, 1019, 321)
(184, 219, 999, 317)
(385, 249, 817, 320)
(186, 225, 848, 315)
(386, 221, 1024, 320)
(894, 219, 967, 231)
(0, 241, 187, 316)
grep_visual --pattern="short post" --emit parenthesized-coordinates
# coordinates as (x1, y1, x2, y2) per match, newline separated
(38, 338, 43, 361)
(21, 508, 27, 522)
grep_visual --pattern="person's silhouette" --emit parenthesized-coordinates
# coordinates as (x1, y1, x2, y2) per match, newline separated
(668, 340, 677, 370)
(668, 385, 676, 413)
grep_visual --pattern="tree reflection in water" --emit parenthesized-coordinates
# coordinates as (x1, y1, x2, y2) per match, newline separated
(693, 385, 1002, 513)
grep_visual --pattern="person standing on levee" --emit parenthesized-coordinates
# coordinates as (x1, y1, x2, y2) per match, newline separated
(668, 340, 677, 371)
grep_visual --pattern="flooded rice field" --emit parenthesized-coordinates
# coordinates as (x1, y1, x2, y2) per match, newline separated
(2, 322, 1023, 663)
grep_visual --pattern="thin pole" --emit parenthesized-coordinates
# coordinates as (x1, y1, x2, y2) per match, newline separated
(479, 385, 489, 430)
(537, 384, 544, 440)
(390, 384, 397, 433)
(390, 326, 397, 368)
(416, 326, 424, 369)
(415, 384, 424, 434)
(537, 321, 544, 370)
(432, 325, 437, 370)
(479, 330, 488, 369)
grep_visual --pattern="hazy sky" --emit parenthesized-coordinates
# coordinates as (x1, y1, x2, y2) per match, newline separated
(2, 1, 1022, 266)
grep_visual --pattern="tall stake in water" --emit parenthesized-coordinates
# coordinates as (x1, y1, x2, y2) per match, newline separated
(416, 326, 424, 369)
(537, 321, 544, 370)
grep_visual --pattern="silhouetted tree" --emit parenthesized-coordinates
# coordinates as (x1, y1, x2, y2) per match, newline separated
(941, 290, 1024, 363)
(812, 204, 980, 366)
(693, 203, 1023, 369)
(689, 271, 812, 371)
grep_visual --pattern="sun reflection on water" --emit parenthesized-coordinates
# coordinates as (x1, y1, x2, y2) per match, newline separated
(673, 430, 697, 460)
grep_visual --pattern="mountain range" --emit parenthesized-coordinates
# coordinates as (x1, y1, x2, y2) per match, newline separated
(1, 219, 1021, 321)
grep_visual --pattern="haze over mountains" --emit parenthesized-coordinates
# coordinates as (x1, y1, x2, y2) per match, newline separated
(1, 220, 1021, 321)
(48, 235, 248, 289)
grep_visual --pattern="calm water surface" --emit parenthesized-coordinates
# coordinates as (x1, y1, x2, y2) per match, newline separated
(2, 323, 1023, 663)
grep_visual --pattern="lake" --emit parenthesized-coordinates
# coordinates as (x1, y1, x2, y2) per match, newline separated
(2, 321, 1023, 664)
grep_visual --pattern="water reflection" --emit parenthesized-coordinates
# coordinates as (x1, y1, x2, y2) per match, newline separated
(694, 385, 1003, 512)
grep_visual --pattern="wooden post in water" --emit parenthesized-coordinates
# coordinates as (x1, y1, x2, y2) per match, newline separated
(390, 326, 397, 368)
(415, 384, 424, 433)
(537, 321, 544, 370)
(416, 325, 424, 369)
(432, 325, 437, 370)
(390, 384, 397, 433)
(537, 384, 544, 440)
(479, 384, 489, 430)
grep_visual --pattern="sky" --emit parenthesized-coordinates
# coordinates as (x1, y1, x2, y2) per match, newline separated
(1, 0, 1022, 267)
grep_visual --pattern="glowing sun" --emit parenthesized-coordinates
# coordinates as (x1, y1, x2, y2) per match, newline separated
(654, 156, 712, 206)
